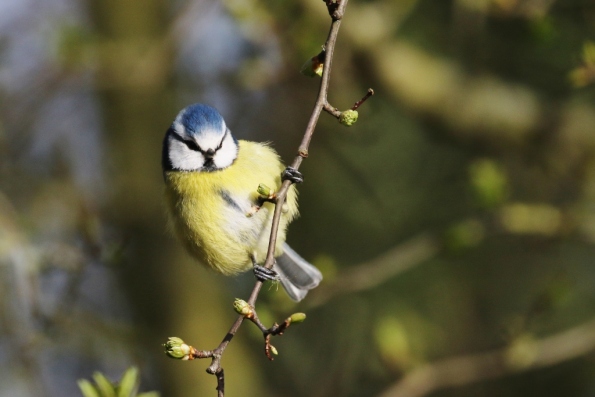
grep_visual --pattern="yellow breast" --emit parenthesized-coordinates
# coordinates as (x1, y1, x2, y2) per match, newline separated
(164, 140, 298, 275)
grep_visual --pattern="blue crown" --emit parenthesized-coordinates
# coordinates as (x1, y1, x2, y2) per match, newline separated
(179, 104, 225, 135)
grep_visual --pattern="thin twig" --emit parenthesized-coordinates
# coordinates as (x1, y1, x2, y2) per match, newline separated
(165, 0, 375, 392)
(352, 88, 375, 110)
(194, 0, 352, 392)
(216, 369, 224, 397)
(261, 0, 351, 274)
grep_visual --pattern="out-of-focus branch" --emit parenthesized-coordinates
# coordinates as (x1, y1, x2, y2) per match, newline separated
(378, 317, 595, 397)
(306, 233, 440, 309)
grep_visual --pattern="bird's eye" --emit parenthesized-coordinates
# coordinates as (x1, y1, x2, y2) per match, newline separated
(185, 140, 201, 151)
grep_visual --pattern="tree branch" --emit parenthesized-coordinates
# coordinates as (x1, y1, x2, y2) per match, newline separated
(306, 233, 440, 309)
(378, 318, 595, 397)
(164, 1, 376, 395)
(205, 0, 353, 385)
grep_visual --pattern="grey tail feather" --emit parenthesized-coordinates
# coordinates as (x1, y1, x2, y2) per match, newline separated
(274, 243, 323, 302)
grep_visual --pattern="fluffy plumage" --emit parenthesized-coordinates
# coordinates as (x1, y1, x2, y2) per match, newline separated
(162, 104, 322, 301)
(164, 140, 297, 274)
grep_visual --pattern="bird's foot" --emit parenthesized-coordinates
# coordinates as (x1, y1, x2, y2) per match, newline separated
(254, 265, 279, 282)
(282, 167, 303, 184)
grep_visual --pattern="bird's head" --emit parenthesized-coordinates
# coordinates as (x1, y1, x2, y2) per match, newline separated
(163, 104, 238, 172)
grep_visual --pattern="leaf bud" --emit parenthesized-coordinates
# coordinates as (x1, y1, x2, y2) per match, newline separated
(257, 184, 272, 197)
(270, 345, 278, 355)
(163, 337, 191, 360)
(288, 312, 306, 324)
(233, 298, 254, 318)
(300, 51, 325, 77)
(339, 110, 358, 126)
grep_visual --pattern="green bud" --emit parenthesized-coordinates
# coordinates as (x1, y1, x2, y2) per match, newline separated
(233, 298, 254, 318)
(288, 312, 306, 324)
(339, 110, 358, 126)
(257, 184, 272, 197)
(300, 55, 324, 77)
(163, 337, 191, 359)
(270, 345, 278, 355)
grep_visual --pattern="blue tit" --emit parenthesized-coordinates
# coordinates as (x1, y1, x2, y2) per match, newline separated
(162, 103, 322, 301)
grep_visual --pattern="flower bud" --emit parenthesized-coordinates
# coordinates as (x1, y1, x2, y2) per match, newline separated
(163, 337, 191, 359)
(339, 110, 358, 126)
(233, 298, 254, 318)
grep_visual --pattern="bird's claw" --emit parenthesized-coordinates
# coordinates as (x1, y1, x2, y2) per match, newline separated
(282, 167, 303, 184)
(254, 265, 279, 282)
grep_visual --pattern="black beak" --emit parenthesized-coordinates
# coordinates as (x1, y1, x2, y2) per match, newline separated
(205, 148, 216, 159)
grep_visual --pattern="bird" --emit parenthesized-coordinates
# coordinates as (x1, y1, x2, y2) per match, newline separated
(162, 103, 322, 301)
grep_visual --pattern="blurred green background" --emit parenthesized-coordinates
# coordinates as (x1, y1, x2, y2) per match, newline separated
(2, 0, 595, 396)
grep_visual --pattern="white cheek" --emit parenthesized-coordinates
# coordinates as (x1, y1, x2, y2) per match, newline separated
(214, 136, 238, 169)
(173, 119, 186, 137)
(169, 139, 204, 170)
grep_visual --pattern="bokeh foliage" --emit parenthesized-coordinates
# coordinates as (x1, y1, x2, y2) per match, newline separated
(1, 0, 595, 396)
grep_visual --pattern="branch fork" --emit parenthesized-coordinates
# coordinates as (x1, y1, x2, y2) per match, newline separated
(163, 0, 373, 395)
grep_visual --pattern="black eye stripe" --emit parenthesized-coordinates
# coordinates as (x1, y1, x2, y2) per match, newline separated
(170, 128, 227, 154)
(185, 140, 201, 151)
(169, 131, 202, 152)
(216, 130, 229, 150)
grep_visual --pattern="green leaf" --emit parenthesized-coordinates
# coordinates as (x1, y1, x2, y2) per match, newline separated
(117, 367, 139, 397)
(79, 368, 159, 397)
(92, 372, 116, 397)
(78, 380, 101, 397)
